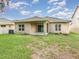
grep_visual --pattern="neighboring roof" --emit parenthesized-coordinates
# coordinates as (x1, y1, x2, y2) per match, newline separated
(71, 5, 79, 19)
(15, 16, 71, 23)
(0, 18, 14, 25)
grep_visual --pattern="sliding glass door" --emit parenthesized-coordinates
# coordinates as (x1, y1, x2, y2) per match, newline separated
(37, 24, 44, 32)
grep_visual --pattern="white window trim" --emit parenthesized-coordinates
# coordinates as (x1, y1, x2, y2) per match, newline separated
(18, 24, 25, 31)
(55, 24, 61, 31)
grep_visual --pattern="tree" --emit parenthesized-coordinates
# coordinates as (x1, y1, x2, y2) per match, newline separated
(0, 0, 9, 12)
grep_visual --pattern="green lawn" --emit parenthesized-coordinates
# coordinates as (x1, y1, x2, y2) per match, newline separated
(0, 33, 79, 59)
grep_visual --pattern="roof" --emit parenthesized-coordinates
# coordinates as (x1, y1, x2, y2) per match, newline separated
(43, 17, 71, 23)
(15, 16, 47, 22)
(71, 5, 79, 19)
(0, 18, 14, 25)
(15, 16, 71, 23)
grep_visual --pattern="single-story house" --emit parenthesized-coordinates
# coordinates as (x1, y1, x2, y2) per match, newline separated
(1, 5, 79, 35)
(0, 18, 15, 34)
(15, 17, 71, 35)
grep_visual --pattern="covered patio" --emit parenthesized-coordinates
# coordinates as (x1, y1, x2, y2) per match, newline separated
(30, 21, 48, 35)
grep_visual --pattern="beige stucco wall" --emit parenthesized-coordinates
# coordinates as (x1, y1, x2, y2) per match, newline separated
(0, 24, 15, 34)
(48, 22, 70, 34)
(71, 7, 79, 33)
(31, 23, 37, 33)
(15, 21, 70, 34)
(15, 21, 48, 34)
(0, 25, 9, 34)
(15, 22, 31, 34)
(44, 21, 48, 34)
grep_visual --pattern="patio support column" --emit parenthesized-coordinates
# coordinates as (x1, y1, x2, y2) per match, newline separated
(44, 22, 48, 35)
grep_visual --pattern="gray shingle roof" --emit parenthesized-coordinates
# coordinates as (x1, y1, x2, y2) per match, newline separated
(0, 18, 14, 24)
(15, 16, 71, 23)
(0, 18, 10, 21)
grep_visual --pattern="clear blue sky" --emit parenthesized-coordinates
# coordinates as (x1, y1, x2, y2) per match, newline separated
(0, 0, 79, 20)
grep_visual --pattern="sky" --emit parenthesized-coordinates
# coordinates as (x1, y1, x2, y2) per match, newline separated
(0, 0, 79, 20)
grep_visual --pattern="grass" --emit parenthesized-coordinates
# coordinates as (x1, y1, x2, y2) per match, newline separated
(0, 33, 79, 59)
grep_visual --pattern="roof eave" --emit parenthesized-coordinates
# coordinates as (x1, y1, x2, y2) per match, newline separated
(15, 20, 47, 23)
(71, 5, 79, 19)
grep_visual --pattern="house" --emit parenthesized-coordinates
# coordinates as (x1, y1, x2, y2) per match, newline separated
(15, 17, 71, 35)
(71, 5, 79, 33)
(0, 18, 15, 34)
(2, 5, 79, 35)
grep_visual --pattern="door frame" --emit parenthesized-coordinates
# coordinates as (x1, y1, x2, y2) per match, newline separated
(36, 24, 44, 32)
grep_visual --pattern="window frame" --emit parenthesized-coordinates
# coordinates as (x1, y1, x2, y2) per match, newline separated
(18, 24, 25, 31)
(1, 25, 6, 27)
(55, 24, 61, 31)
(37, 24, 44, 32)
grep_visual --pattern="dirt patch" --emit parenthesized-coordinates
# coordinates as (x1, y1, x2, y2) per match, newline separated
(27, 41, 79, 59)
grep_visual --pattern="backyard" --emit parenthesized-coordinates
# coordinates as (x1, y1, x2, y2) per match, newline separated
(0, 33, 79, 59)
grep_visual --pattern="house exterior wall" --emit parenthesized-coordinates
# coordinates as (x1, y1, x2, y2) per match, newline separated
(0, 25, 8, 34)
(15, 22, 31, 34)
(0, 24, 15, 34)
(48, 22, 70, 34)
(15, 22, 47, 34)
(15, 21, 70, 34)
(71, 7, 79, 33)
(44, 21, 48, 34)
(31, 23, 37, 33)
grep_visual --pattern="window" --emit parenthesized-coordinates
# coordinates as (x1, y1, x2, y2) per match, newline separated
(1, 25, 6, 27)
(59, 24, 61, 31)
(18, 24, 24, 31)
(55, 24, 61, 31)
